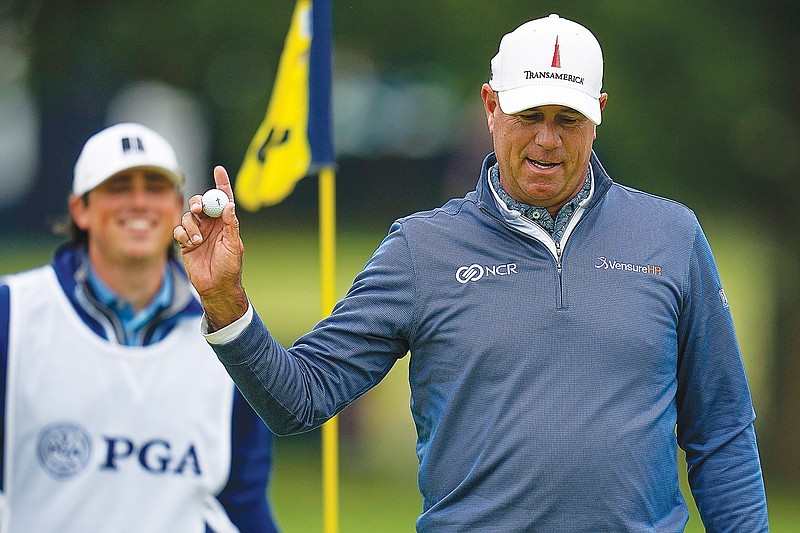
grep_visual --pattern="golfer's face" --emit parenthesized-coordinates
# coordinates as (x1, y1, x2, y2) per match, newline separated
(483, 87, 604, 215)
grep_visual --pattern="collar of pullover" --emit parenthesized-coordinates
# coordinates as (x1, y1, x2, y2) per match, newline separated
(489, 163, 592, 243)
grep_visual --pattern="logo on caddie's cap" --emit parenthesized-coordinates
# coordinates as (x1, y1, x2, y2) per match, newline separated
(489, 14, 604, 124)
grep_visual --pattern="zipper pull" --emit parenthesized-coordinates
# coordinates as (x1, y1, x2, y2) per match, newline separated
(555, 241, 563, 277)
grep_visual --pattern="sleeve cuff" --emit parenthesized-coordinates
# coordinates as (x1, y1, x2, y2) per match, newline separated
(202, 302, 254, 345)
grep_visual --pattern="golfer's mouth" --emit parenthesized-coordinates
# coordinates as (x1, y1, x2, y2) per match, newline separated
(529, 159, 560, 170)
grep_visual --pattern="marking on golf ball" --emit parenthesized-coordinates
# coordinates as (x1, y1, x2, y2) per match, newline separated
(202, 189, 229, 217)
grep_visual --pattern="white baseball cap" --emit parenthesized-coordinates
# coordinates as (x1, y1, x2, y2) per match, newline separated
(489, 14, 604, 124)
(73, 122, 184, 196)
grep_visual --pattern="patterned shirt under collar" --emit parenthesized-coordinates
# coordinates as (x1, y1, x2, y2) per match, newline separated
(490, 163, 591, 243)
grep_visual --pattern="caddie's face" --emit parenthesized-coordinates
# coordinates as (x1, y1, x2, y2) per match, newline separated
(70, 169, 183, 267)
(481, 84, 607, 215)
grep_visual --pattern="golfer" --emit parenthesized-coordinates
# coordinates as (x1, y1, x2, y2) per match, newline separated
(175, 14, 768, 532)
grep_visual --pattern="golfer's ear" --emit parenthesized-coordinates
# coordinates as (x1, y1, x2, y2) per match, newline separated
(481, 84, 498, 134)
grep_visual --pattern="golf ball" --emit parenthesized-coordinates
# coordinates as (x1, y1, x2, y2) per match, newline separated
(201, 189, 229, 218)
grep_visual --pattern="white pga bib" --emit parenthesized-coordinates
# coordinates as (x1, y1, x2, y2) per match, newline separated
(3, 266, 237, 532)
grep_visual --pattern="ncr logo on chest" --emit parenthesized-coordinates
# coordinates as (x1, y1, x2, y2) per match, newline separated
(456, 263, 518, 284)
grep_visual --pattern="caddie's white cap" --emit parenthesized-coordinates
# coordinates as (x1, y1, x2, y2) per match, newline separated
(489, 14, 604, 124)
(73, 122, 184, 196)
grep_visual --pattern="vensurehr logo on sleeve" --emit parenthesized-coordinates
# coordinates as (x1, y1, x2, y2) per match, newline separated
(594, 256, 662, 276)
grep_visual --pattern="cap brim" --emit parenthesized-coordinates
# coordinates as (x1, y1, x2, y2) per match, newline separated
(74, 163, 183, 197)
(496, 86, 602, 125)
(129, 165, 184, 189)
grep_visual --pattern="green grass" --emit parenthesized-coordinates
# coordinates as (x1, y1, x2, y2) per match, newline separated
(2, 223, 799, 532)
(269, 436, 420, 532)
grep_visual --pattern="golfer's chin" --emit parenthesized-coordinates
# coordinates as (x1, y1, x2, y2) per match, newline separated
(514, 184, 566, 211)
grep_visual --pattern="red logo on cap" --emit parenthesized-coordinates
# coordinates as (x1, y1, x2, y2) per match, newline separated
(551, 36, 561, 68)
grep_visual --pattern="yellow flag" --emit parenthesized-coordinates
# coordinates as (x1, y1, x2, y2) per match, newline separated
(236, 0, 312, 210)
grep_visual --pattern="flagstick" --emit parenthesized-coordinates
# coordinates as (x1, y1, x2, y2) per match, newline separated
(319, 165, 339, 533)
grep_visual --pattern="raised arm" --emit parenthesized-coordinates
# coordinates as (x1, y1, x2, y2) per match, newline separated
(173, 165, 248, 331)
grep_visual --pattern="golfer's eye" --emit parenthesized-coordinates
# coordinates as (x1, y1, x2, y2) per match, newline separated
(517, 112, 542, 122)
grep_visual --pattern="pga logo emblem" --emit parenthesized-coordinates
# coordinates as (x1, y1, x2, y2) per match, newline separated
(101, 436, 202, 476)
(37, 422, 92, 479)
(36, 422, 202, 479)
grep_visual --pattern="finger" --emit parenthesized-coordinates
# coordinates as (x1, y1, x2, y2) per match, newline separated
(221, 201, 239, 239)
(179, 210, 204, 245)
(173, 224, 194, 249)
(213, 165, 235, 202)
(188, 194, 204, 216)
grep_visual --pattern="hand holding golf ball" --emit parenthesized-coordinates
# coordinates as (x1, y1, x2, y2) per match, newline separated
(201, 188, 230, 218)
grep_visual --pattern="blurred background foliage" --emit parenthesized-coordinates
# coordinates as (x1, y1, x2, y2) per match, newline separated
(2, 0, 799, 527)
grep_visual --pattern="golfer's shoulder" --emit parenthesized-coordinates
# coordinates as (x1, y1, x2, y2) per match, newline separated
(609, 182, 699, 229)
(395, 193, 480, 230)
